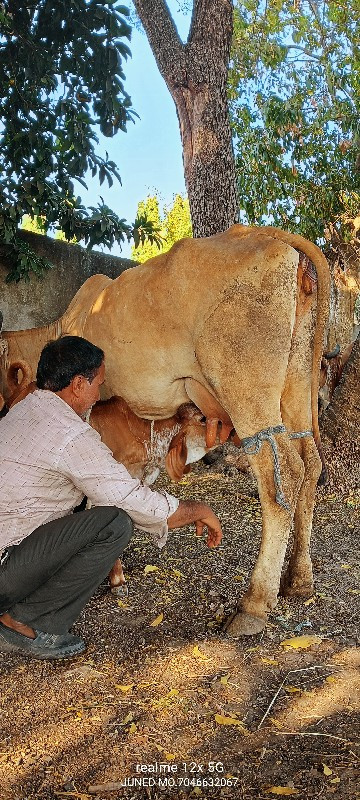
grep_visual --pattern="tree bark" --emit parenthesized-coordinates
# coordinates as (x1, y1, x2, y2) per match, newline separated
(320, 332, 360, 493)
(133, 0, 238, 237)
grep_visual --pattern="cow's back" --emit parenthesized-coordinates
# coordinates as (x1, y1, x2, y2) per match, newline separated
(80, 227, 302, 415)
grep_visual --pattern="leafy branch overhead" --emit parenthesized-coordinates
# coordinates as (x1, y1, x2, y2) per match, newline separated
(0, 0, 160, 282)
(230, 0, 360, 242)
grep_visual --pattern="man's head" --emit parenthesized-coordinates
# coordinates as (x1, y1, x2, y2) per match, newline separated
(37, 336, 105, 416)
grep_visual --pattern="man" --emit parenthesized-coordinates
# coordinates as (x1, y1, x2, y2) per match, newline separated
(0, 336, 223, 661)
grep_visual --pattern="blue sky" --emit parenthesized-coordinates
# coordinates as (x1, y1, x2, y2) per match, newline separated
(76, 3, 192, 258)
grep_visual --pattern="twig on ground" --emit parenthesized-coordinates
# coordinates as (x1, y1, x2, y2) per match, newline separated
(54, 793, 92, 799)
(257, 664, 340, 731)
(257, 673, 290, 730)
(88, 784, 126, 794)
(274, 732, 357, 745)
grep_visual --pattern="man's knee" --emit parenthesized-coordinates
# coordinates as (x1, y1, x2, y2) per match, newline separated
(89, 506, 133, 548)
(113, 508, 133, 546)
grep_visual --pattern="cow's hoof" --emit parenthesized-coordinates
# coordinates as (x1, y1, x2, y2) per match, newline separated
(280, 572, 314, 599)
(110, 583, 129, 598)
(224, 611, 266, 637)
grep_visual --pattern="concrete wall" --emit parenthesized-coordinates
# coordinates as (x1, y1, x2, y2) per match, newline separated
(0, 231, 135, 330)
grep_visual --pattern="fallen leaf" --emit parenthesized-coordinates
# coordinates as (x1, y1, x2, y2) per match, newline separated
(348, 589, 360, 595)
(284, 686, 301, 693)
(116, 599, 128, 609)
(144, 565, 159, 575)
(149, 613, 164, 627)
(265, 788, 299, 796)
(269, 719, 284, 729)
(153, 744, 176, 762)
(128, 722, 137, 734)
(172, 569, 184, 578)
(151, 688, 180, 710)
(114, 684, 134, 693)
(166, 689, 180, 698)
(341, 564, 351, 570)
(192, 645, 210, 661)
(214, 713, 248, 732)
(323, 764, 333, 776)
(304, 596, 316, 606)
(325, 676, 337, 684)
(330, 777, 340, 784)
(280, 635, 322, 650)
(122, 712, 133, 725)
(220, 675, 229, 685)
(261, 658, 279, 665)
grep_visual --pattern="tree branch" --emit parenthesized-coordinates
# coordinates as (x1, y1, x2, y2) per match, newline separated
(132, 0, 186, 81)
(188, 0, 233, 59)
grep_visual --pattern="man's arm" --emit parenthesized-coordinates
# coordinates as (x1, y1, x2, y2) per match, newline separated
(167, 500, 222, 548)
(60, 428, 222, 546)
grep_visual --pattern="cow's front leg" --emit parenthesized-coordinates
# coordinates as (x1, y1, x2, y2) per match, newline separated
(109, 558, 128, 597)
(225, 436, 304, 636)
(280, 436, 321, 598)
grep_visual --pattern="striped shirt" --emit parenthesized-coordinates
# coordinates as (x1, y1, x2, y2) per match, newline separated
(0, 390, 179, 553)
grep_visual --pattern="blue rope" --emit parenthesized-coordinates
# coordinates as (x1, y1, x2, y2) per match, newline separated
(240, 425, 313, 511)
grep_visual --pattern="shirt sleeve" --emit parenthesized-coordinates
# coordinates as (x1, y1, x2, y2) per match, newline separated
(57, 426, 179, 547)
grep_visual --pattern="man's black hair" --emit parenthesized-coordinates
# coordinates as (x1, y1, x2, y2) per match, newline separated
(36, 336, 104, 392)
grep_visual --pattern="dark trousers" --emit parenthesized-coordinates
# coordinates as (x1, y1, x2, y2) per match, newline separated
(0, 507, 133, 634)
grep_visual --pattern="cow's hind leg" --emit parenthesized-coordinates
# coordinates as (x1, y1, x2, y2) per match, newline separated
(225, 430, 305, 636)
(280, 393, 322, 598)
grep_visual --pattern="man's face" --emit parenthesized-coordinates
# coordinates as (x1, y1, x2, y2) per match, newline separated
(74, 361, 106, 417)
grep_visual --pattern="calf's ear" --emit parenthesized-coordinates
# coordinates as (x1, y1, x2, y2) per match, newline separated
(165, 433, 188, 481)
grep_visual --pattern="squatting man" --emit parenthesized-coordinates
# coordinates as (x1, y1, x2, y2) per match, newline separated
(0, 336, 223, 660)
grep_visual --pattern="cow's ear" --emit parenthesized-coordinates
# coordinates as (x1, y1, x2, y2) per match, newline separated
(165, 433, 187, 481)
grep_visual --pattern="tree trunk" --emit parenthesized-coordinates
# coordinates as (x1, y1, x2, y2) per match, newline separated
(133, 0, 238, 237)
(320, 332, 360, 493)
(326, 230, 360, 350)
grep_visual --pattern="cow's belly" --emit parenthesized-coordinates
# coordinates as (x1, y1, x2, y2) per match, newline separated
(84, 317, 199, 417)
(112, 374, 190, 419)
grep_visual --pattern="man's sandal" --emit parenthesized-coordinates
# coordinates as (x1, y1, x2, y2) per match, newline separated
(0, 622, 85, 660)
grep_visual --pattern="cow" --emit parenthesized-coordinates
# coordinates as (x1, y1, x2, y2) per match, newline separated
(0, 224, 331, 636)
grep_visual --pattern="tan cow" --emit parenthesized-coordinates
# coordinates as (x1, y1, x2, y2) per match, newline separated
(0, 225, 331, 636)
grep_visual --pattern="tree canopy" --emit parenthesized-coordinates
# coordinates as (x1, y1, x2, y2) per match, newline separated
(131, 193, 192, 262)
(230, 0, 360, 242)
(0, 0, 160, 282)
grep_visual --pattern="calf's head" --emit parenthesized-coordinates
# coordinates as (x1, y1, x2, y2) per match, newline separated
(165, 403, 232, 481)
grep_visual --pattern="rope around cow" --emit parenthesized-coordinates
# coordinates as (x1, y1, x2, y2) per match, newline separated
(240, 425, 313, 511)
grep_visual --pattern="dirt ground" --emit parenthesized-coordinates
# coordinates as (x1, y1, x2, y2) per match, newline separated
(1, 460, 359, 800)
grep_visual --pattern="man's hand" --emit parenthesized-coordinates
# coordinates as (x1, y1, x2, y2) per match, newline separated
(167, 501, 223, 548)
